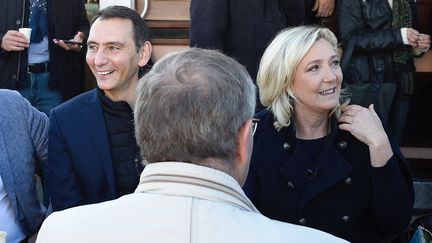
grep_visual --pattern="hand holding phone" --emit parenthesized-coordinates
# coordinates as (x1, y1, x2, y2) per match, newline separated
(53, 32, 85, 52)
(61, 40, 85, 49)
(62, 40, 82, 45)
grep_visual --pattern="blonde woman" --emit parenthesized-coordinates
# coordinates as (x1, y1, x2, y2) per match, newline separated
(243, 26, 413, 242)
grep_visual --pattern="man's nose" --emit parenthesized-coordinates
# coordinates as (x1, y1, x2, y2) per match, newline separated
(93, 49, 108, 66)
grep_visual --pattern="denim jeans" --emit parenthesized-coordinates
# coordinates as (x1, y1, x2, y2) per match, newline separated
(18, 71, 62, 116)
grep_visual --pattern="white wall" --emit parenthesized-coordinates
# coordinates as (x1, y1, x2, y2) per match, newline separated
(99, 0, 135, 10)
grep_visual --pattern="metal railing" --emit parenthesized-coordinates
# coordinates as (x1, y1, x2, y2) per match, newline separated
(141, 0, 149, 18)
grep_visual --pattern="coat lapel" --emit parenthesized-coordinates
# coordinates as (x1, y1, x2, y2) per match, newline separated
(82, 90, 116, 197)
(279, 120, 354, 209)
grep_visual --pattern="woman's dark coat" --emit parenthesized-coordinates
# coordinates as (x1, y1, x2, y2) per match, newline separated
(243, 110, 414, 243)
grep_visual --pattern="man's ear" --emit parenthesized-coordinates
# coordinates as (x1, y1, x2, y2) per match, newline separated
(138, 41, 152, 67)
(235, 120, 251, 169)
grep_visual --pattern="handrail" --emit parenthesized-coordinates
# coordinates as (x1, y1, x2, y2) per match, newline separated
(141, 0, 149, 18)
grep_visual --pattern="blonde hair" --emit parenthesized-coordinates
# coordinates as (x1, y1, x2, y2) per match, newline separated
(257, 26, 349, 130)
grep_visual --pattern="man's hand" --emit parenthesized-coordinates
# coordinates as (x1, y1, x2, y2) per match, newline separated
(1, 30, 29, 51)
(53, 31, 85, 52)
(312, 0, 335, 17)
(417, 33, 431, 51)
(406, 27, 420, 48)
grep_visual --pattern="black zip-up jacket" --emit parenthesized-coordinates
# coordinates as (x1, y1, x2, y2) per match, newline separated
(337, 0, 416, 85)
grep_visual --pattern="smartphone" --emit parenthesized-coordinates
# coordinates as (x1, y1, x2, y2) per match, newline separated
(62, 40, 83, 45)
(60, 39, 84, 49)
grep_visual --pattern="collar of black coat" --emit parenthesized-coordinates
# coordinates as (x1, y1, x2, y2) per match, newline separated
(255, 110, 355, 208)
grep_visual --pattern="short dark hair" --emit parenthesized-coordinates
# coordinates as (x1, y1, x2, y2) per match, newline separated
(135, 48, 256, 165)
(92, 5, 149, 52)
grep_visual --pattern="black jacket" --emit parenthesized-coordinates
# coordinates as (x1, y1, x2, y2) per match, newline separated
(189, 0, 296, 80)
(0, 0, 89, 100)
(243, 110, 414, 242)
(0, 0, 30, 89)
(337, 0, 416, 85)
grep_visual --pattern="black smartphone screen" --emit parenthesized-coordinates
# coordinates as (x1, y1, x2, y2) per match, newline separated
(62, 40, 82, 45)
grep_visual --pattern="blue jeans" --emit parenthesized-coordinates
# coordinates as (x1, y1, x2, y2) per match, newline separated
(18, 72, 62, 116)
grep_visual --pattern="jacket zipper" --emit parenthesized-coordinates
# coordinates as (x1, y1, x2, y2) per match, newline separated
(134, 157, 141, 176)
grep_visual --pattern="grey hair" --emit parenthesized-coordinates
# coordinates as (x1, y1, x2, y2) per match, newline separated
(135, 48, 256, 166)
(257, 26, 349, 130)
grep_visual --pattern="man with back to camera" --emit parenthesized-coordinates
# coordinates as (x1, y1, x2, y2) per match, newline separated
(47, 6, 152, 212)
(36, 48, 346, 243)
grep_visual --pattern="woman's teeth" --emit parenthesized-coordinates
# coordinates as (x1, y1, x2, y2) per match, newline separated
(319, 88, 336, 96)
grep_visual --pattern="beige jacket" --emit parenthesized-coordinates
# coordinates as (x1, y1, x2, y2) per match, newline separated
(37, 162, 347, 243)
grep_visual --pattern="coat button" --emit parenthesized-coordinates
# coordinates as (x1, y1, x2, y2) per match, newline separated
(306, 169, 317, 180)
(12, 74, 17, 80)
(16, 20, 21, 25)
(299, 217, 306, 225)
(338, 141, 347, 149)
(283, 142, 291, 150)
(287, 181, 295, 189)
(342, 216, 350, 222)
(344, 177, 352, 185)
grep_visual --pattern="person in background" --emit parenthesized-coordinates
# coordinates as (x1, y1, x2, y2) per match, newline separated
(36, 47, 346, 243)
(304, 0, 335, 24)
(47, 5, 152, 212)
(337, 0, 431, 142)
(0, 0, 89, 115)
(0, 90, 48, 243)
(243, 26, 414, 242)
(189, 0, 334, 111)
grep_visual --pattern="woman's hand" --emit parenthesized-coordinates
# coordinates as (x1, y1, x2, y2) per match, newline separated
(338, 104, 393, 167)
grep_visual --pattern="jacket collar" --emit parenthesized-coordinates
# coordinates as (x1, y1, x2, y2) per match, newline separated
(258, 110, 354, 208)
(135, 162, 259, 213)
(81, 89, 116, 197)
